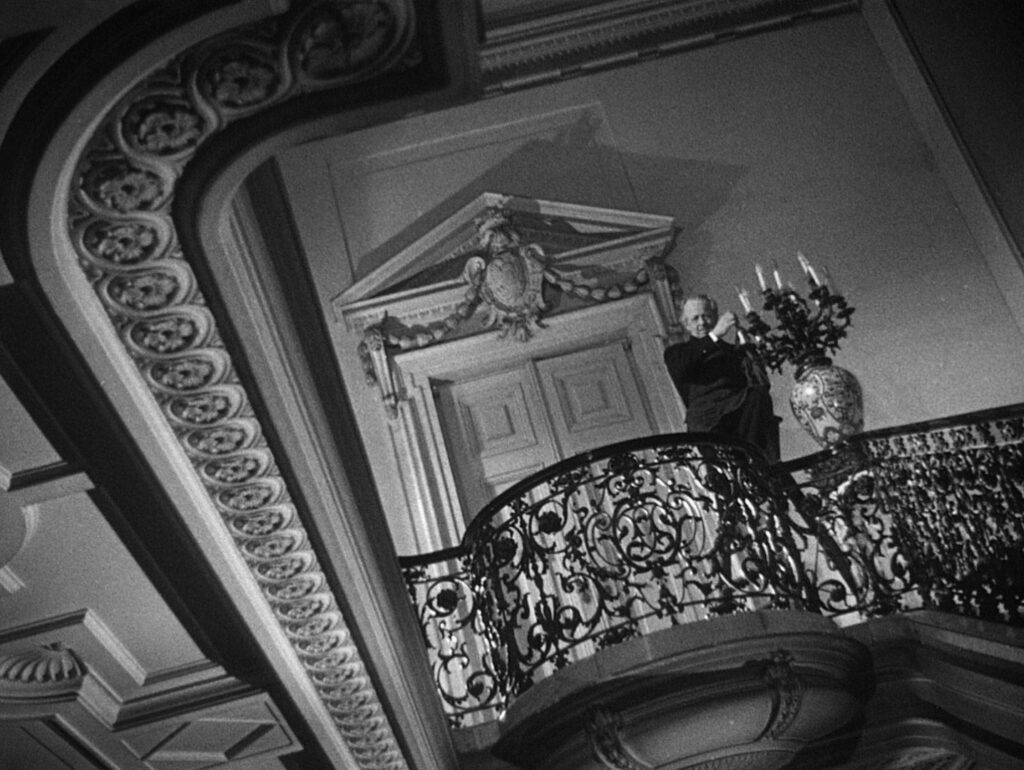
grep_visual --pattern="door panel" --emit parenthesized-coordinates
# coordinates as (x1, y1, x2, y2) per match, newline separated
(536, 341, 654, 457)
(436, 340, 656, 525)
(435, 366, 558, 523)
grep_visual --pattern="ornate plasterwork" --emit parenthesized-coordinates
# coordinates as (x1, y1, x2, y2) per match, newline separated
(67, 2, 425, 767)
(0, 643, 84, 686)
(761, 648, 803, 740)
(0, 643, 86, 704)
(354, 204, 662, 416)
(480, 0, 858, 92)
(587, 707, 648, 770)
(340, 195, 678, 421)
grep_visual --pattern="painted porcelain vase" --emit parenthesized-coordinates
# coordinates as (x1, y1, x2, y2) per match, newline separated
(789, 357, 864, 447)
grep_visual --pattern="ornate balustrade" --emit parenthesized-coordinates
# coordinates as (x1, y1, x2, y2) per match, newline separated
(778, 403, 1024, 625)
(400, 404, 1024, 728)
(400, 547, 503, 727)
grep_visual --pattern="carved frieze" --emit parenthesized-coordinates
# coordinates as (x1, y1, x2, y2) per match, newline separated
(480, 0, 858, 93)
(62, 2, 437, 767)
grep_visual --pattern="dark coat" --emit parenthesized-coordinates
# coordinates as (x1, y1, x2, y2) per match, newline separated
(664, 336, 779, 461)
(663, 336, 749, 431)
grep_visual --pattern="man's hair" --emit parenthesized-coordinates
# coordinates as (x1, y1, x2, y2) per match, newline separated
(680, 294, 718, 314)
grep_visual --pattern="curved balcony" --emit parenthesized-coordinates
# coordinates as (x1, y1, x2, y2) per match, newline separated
(400, 404, 1024, 763)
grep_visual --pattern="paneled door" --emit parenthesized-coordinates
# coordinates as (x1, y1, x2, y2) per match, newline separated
(435, 365, 559, 522)
(534, 340, 654, 457)
(436, 340, 655, 523)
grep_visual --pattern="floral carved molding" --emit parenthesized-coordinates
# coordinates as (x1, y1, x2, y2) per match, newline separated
(65, 2, 429, 767)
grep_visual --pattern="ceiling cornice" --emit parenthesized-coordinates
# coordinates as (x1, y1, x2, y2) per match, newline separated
(480, 0, 859, 93)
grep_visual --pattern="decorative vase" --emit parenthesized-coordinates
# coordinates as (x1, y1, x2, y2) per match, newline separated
(789, 357, 864, 447)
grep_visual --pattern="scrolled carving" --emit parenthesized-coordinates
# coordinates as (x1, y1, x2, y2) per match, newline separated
(166, 388, 242, 426)
(79, 159, 169, 214)
(761, 649, 803, 740)
(285, 613, 340, 639)
(356, 202, 654, 396)
(217, 480, 282, 512)
(254, 553, 315, 583)
(147, 354, 222, 392)
(183, 422, 254, 455)
(201, 450, 270, 486)
(227, 508, 291, 538)
(121, 95, 207, 157)
(62, 0, 437, 765)
(265, 573, 322, 601)
(587, 707, 648, 770)
(308, 647, 357, 671)
(289, 0, 414, 85)
(80, 218, 168, 265)
(240, 530, 306, 561)
(295, 631, 349, 657)
(106, 270, 186, 314)
(323, 688, 373, 712)
(127, 313, 206, 355)
(197, 44, 284, 112)
(315, 672, 368, 698)
(275, 595, 334, 622)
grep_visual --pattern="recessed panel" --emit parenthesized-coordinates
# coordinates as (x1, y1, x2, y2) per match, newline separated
(537, 341, 654, 455)
(455, 380, 540, 457)
(550, 364, 634, 432)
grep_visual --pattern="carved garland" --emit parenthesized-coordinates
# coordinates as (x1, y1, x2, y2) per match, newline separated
(356, 205, 652, 416)
(68, 2, 422, 767)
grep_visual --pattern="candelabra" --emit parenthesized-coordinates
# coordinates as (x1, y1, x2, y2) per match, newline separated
(736, 254, 863, 448)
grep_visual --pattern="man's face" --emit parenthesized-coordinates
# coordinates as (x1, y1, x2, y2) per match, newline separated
(682, 299, 717, 338)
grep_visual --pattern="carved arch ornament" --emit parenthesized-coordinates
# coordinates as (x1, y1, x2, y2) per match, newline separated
(10, 2, 465, 768)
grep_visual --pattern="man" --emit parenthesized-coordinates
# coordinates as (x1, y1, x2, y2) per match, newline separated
(664, 294, 780, 462)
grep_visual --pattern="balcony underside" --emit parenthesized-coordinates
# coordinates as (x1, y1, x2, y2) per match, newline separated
(495, 611, 869, 770)
(455, 609, 1024, 769)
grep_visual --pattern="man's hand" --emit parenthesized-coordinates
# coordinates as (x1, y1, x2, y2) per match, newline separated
(711, 311, 736, 339)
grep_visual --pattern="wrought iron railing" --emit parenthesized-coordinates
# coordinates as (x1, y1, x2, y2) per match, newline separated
(400, 404, 1024, 728)
(400, 546, 503, 726)
(778, 404, 1024, 624)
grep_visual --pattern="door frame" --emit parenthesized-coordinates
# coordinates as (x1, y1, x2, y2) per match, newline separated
(393, 293, 684, 550)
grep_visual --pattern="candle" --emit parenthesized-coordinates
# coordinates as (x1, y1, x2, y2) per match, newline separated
(737, 328, 748, 345)
(798, 252, 820, 285)
(736, 286, 752, 313)
(772, 262, 783, 289)
(755, 263, 767, 291)
(822, 266, 837, 293)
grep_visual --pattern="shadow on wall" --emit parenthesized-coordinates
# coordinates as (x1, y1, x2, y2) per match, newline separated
(353, 113, 748, 285)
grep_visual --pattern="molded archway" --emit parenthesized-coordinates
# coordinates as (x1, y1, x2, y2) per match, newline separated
(0, 2, 478, 767)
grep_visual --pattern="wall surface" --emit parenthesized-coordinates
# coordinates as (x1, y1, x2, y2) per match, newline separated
(277, 10, 1024, 473)
(893, 0, 1024, 261)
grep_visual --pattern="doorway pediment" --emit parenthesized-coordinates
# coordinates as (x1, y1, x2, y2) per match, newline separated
(333, 192, 677, 336)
